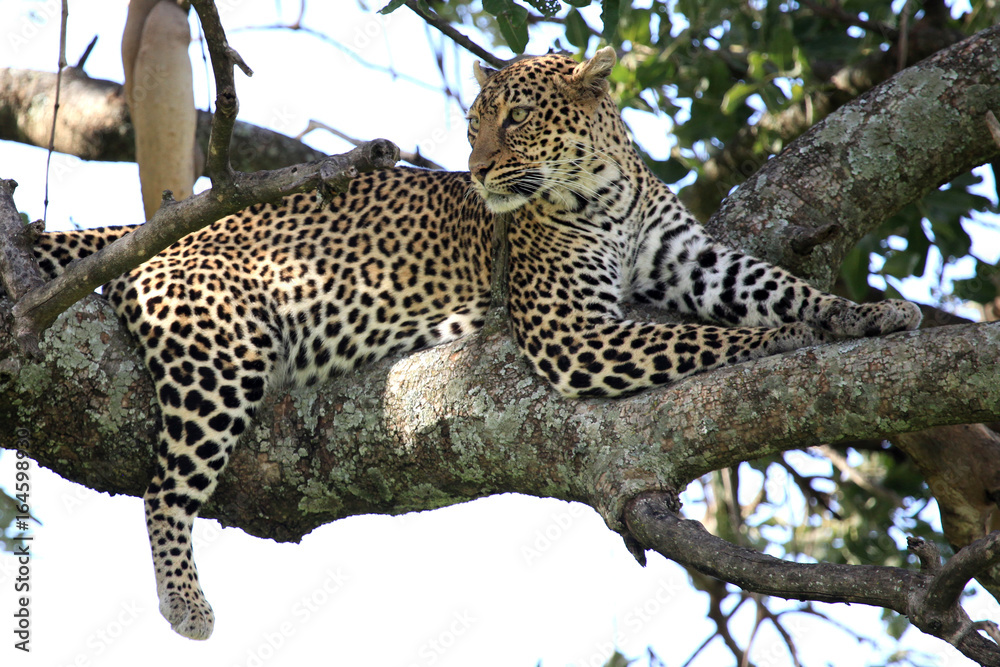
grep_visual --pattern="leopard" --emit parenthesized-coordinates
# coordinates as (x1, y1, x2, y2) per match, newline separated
(24, 46, 921, 640)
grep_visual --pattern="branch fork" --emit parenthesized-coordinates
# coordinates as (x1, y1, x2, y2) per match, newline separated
(625, 492, 1000, 665)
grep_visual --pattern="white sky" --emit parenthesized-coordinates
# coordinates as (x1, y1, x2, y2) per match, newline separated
(0, 2, 995, 666)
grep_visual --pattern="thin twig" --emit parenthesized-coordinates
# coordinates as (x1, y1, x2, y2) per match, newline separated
(190, 0, 253, 186)
(424, 24, 465, 111)
(897, 0, 911, 71)
(228, 23, 463, 104)
(778, 455, 841, 519)
(812, 444, 904, 505)
(75, 35, 98, 70)
(758, 604, 803, 667)
(789, 604, 879, 647)
(43, 0, 69, 225)
(297, 120, 444, 171)
(405, 0, 507, 68)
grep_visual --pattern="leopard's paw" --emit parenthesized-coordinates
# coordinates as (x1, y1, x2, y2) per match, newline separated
(822, 299, 921, 338)
(160, 587, 215, 640)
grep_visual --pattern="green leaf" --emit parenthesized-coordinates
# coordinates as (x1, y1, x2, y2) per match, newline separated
(884, 610, 910, 641)
(746, 52, 767, 79)
(565, 9, 591, 49)
(601, 0, 621, 43)
(483, 0, 511, 15)
(377, 0, 407, 15)
(525, 0, 560, 17)
(494, 4, 530, 54)
(720, 81, 756, 115)
(881, 248, 927, 280)
(565, 0, 592, 6)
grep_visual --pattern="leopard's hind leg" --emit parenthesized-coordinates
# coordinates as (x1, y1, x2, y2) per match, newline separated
(109, 272, 278, 640)
(144, 344, 273, 639)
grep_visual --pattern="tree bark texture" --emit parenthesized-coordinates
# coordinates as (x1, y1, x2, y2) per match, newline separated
(3, 296, 999, 540)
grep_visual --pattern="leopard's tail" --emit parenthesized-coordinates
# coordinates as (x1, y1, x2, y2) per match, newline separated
(33, 225, 140, 279)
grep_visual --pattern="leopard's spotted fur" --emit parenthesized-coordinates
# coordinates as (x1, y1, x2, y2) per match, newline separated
(29, 47, 920, 639)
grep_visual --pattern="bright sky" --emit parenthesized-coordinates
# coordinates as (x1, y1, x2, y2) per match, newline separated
(0, 2, 995, 666)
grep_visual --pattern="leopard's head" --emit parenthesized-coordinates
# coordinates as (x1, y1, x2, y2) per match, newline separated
(467, 47, 628, 214)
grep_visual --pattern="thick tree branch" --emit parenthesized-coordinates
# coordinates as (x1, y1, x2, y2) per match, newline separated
(0, 67, 326, 171)
(4, 296, 1000, 538)
(2, 13, 999, 661)
(624, 493, 1000, 665)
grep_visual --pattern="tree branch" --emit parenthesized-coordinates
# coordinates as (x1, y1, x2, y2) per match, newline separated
(3, 11, 399, 347)
(624, 493, 1000, 665)
(2, 11, 1000, 661)
(298, 119, 443, 170)
(0, 180, 44, 357)
(4, 294, 1000, 537)
(191, 0, 253, 185)
(0, 67, 442, 173)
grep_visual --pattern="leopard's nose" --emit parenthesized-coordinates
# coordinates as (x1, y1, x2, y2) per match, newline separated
(470, 159, 494, 184)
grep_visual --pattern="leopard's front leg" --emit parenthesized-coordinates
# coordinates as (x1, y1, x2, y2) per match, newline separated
(628, 208, 922, 336)
(508, 219, 840, 398)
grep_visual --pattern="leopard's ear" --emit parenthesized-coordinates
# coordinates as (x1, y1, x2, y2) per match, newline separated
(473, 60, 497, 87)
(568, 46, 616, 99)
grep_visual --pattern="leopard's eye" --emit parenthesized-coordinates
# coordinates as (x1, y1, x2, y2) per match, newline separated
(510, 107, 529, 123)
(468, 115, 481, 132)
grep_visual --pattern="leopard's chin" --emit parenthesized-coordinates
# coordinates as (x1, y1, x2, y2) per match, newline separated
(474, 184, 530, 214)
